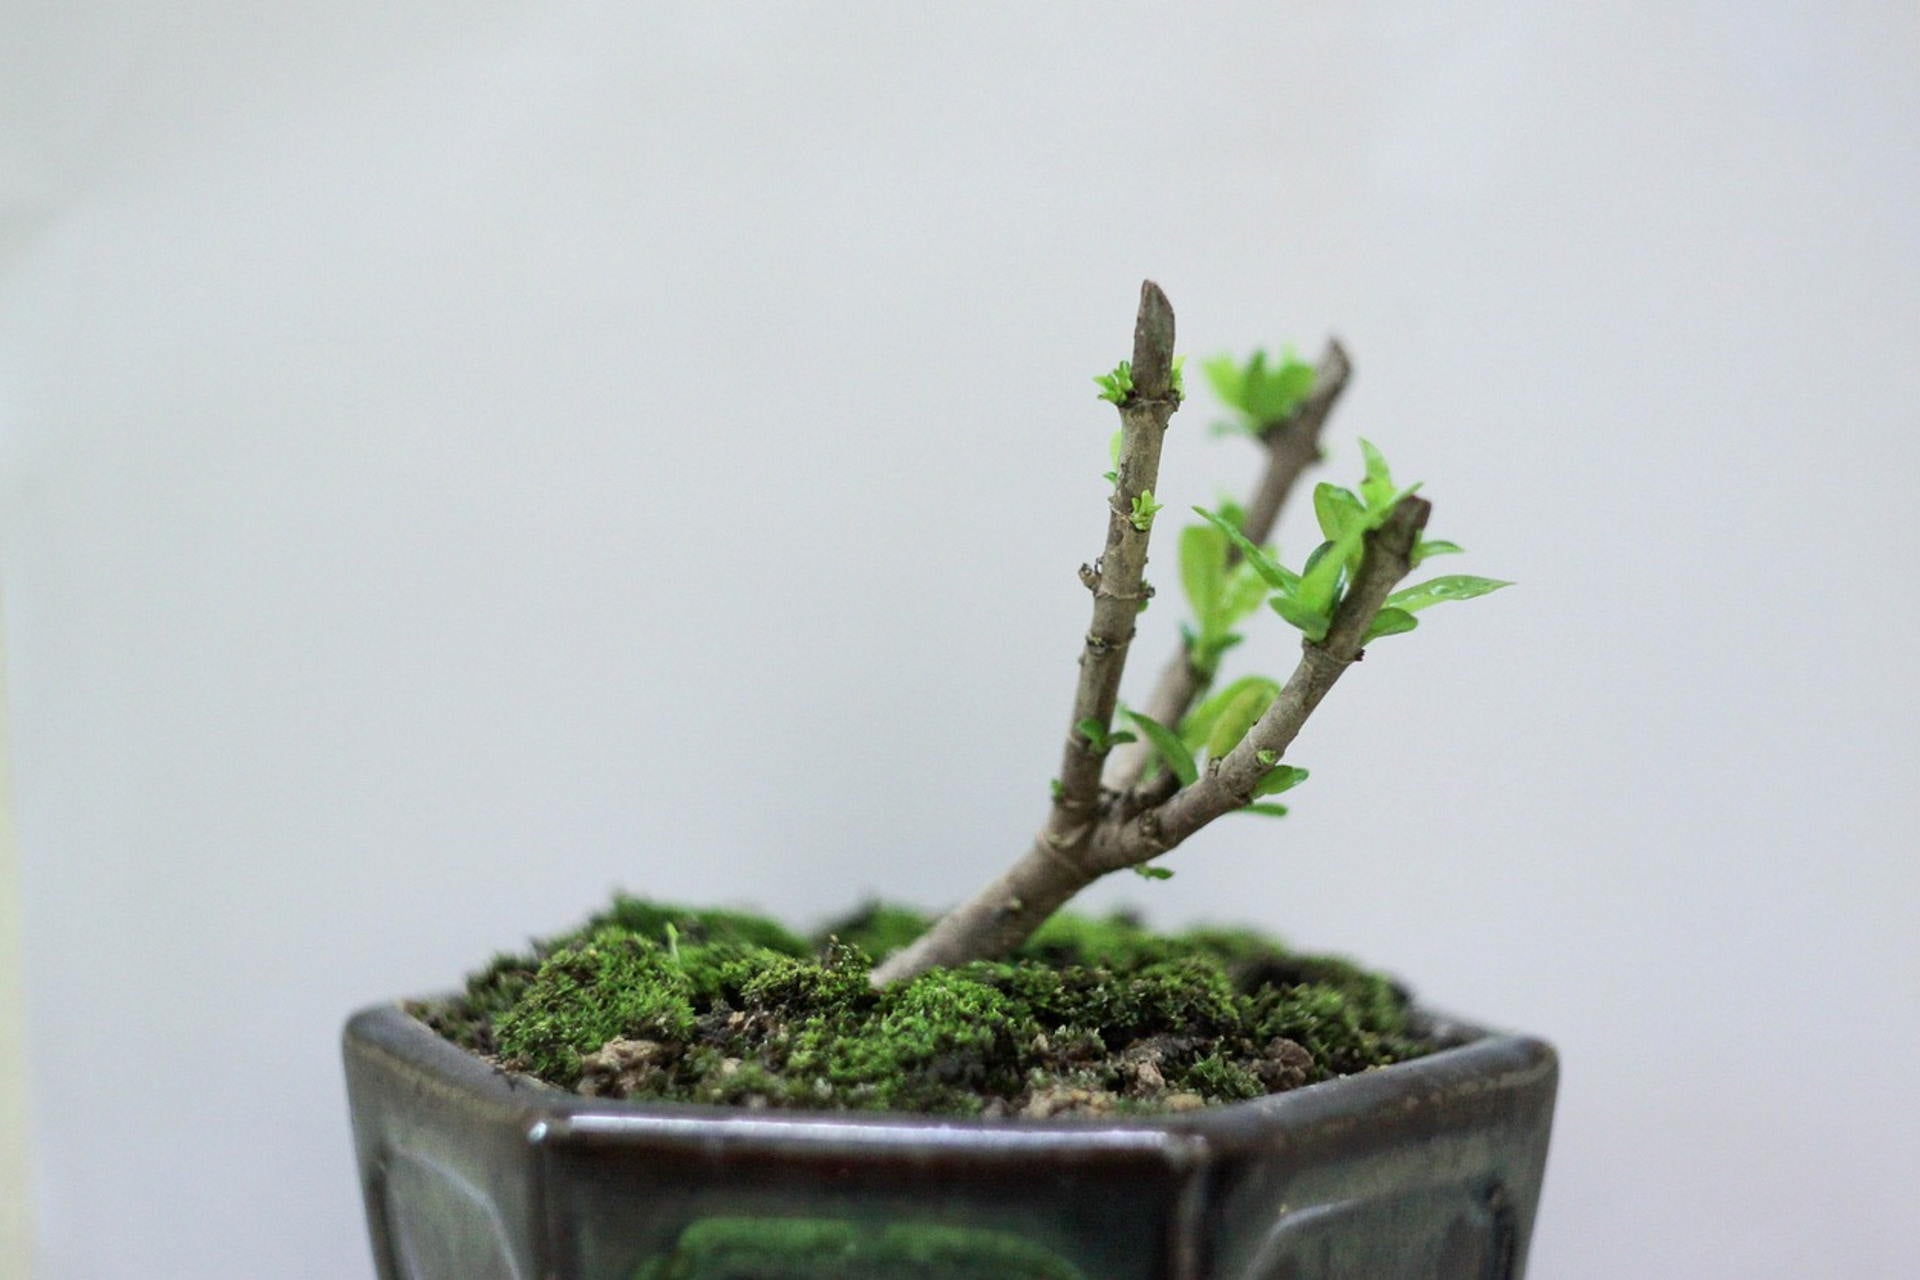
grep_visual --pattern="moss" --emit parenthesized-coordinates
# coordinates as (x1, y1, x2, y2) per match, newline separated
(1074, 958, 1243, 1044)
(1016, 909, 1184, 970)
(1252, 982, 1406, 1081)
(425, 897, 1427, 1114)
(1177, 1052, 1266, 1102)
(494, 931, 698, 1086)
(634, 1215, 1086, 1280)
(579, 895, 812, 957)
(784, 969, 1035, 1113)
(818, 901, 934, 961)
(739, 942, 876, 1019)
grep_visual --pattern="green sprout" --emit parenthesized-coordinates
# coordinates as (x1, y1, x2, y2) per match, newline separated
(1203, 348, 1316, 435)
(1129, 490, 1164, 532)
(1093, 360, 1134, 405)
(1096, 355, 1186, 407)
(1188, 440, 1508, 646)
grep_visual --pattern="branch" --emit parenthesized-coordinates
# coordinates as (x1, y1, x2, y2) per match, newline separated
(868, 282, 1177, 985)
(1046, 281, 1177, 825)
(1103, 340, 1353, 795)
(1091, 494, 1428, 866)
(872, 494, 1429, 986)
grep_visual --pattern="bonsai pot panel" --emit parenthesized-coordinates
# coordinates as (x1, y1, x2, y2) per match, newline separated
(344, 1003, 1555, 1279)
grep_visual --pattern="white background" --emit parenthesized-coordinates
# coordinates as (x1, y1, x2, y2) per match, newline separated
(3, 4, 1916, 1277)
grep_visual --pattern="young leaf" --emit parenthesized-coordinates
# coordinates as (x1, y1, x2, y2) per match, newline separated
(1411, 538, 1463, 567)
(1169, 354, 1186, 399)
(1094, 361, 1134, 405)
(1221, 559, 1272, 624)
(1183, 676, 1282, 753)
(1193, 507, 1298, 592)
(1202, 349, 1315, 429)
(1204, 678, 1281, 759)
(1201, 354, 1244, 407)
(1133, 864, 1174, 880)
(1357, 438, 1396, 511)
(1130, 490, 1164, 532)
(1386, 575, 1514, 614)
(1074, 717, 1111, 753)
(1179, 525, 1227, 623)
(1269, 593, 1331, 642)
(1313, 483, 1366, 545)
(1297, 484, 1415, 616)
(1256, 749, 1278, 766)
(1123, 709, 1198, 787)
(1253, 764, 1310, 797)
(1363, 607, 1420, 642)
(1240, 803, 1290, 818)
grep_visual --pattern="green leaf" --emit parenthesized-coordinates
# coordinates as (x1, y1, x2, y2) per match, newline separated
(1221, 560, 1271, 624)
(1363, 607, 1420, 642)
(1297, 483, 1417, 616)
(1256, 749, 1278, 766)
(1253, 764, 1309, 797)
(1386, 575, 1514, 614)
(1075, 717, 1112, 753)
(1179, 524, 1227, 644)
(1357, 438, 1396, 510)
(1049, 778, 1062, 800)
(1123, 709, 1198, 788)
(1204, 679, 1281, 759)
(1240, 803, 1290, 818)
(1411, 538, 1463, 567)
(1201, 354, 1244, 407)
(1295, 539, 1346, 618)
(1130, 490, 1164, 532)
(1202, 349, 1315, 428)
(1313, 483, 1366, 545)
(1193, 507, 1297, 593)
(1180, 675, 1278, 750)
(1269, 593, 1330, 642)
(1133, 864, 1175, 880)
(1094, 361, 1134, 405)
(1169, 354, 1186, 399)
(1108, 730, 1137, 746)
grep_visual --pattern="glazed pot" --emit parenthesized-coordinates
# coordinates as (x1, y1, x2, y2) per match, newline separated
(343, 1001, 1555, 1279)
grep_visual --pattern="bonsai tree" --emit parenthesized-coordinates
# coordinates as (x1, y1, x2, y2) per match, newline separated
(872, 281, 1505, 984)
(360, 281, 1548, 1280)
(411, 278, 1511, 1116)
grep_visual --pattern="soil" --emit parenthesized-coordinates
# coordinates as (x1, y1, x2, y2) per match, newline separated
(412, 897, 1430, 1119)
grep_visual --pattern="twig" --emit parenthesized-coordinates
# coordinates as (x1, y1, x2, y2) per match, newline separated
(871, 490, 1429, 986)
(867, 282, 1176, 984)
(1047, 281, 1178, 830)
(1090, 495, 1428, 866)
(1101, 341, 1353, 795)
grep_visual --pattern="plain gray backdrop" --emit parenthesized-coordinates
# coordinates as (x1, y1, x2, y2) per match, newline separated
(3, 4, 1916, 1276)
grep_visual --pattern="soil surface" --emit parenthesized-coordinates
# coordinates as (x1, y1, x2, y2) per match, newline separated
(414, 898, 1429, 1118)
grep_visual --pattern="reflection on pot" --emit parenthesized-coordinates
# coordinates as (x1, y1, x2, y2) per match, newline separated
(632, 1214, 1088, 1280)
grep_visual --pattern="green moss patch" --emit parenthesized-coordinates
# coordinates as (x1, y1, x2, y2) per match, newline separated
(635, 1216, 1086, 1280)
(412, 897, 1429, 1116)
